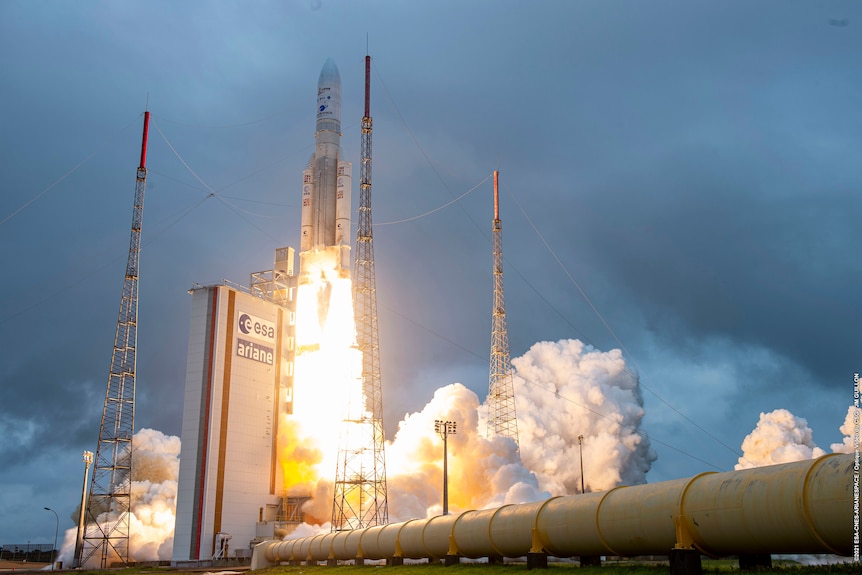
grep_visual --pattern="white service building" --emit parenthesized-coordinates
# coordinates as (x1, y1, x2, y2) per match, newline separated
(172, 250, 298, 563)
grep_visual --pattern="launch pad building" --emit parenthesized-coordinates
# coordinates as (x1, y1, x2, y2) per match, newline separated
(172, 248, 300, 562)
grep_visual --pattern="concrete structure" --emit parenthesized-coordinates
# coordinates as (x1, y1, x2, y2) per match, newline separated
(252, 453, 854, 573)
(172, 268, 297, 562)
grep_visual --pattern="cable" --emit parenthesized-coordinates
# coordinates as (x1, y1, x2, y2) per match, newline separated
(152, 119, 287, 245)
(152, 120, 219, 196)
(373, 62, 489, 242)
(375, 173, 492, 226)
(380, 301, 727, 472)
(0, 115, 141, 226)
(371, 63, 747, 468)
(0, 194, 213, 327)
(502, 180, 752, 466)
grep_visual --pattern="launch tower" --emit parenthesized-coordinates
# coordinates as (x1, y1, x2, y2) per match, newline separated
(331, 54, 389, 530)
(80, 111, 150, 568)
(487, 171, 519, 449)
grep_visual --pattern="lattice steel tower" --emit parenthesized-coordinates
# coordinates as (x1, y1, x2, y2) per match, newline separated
(487, 170, 520, 449)
(332, 55, 389, 530)
(80, 112, 150, 568)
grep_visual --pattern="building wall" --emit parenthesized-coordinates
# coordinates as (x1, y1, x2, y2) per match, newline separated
(172, 285, 294, 561)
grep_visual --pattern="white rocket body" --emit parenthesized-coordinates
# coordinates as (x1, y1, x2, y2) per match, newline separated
(300, 58, 351, 282)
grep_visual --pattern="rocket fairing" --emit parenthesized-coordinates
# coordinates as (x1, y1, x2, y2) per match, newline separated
(300, 58, 352, 282)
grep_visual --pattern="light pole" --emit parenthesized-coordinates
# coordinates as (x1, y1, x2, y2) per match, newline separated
(434, 420, 457, 515)
(73, 450, 94, 569)
(43, 507, 58, 571)
(578, 435, 585, 494)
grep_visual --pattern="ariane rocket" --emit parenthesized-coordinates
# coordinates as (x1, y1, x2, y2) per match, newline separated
(299, 58, 352, 283)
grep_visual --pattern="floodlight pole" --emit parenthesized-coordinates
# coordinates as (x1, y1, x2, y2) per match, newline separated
(43, 507, 58, 571)
(434, 420, 457, 515)
(578, 435, 586, 494)
(73, 451, 94, 569)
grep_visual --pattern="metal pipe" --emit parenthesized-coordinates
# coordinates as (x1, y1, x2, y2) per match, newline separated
(43, 507, 58, 571)
(578, 434, 585, 494)
(73, 450, 93, 569)
(251, 453, 854, 567)
(443, 436, 448, 515)
(435, 420, 456, 515)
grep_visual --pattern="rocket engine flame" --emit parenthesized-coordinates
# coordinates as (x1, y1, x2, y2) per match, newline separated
(280, 334, 657, 531)
(284, 268, 362, 490)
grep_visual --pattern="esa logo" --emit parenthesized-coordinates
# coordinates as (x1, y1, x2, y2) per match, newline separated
(238, 312, 276, 341)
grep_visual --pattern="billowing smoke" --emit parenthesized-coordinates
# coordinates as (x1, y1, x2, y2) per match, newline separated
(513, 339, 657, 493)
(284, 338, 656, 534)
(127, 429, 180, 561)
(830, 405, 861, 454)
(58, 428, 181, 566)
(386, 382, 547, 521)
(735, 409, 826, 470)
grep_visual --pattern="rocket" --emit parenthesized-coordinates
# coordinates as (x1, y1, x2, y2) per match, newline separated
(299, 58, 352, 283)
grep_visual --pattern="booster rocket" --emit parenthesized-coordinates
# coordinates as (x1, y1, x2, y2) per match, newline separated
(300, 58, 352, 283)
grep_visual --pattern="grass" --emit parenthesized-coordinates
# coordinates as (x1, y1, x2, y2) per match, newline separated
(249, 560, 859, 575)
(37, 559, 858, 575)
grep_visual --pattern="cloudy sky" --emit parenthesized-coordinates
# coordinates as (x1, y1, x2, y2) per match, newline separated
(1, 0, 860, 547)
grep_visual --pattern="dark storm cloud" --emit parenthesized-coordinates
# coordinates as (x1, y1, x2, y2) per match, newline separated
(578, 152, 860, 389)
(1, 0, 860, 546)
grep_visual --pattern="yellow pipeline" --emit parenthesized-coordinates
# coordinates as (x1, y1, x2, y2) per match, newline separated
(252, 454, 854, 567)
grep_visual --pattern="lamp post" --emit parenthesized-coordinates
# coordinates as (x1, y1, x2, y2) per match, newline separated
(434, 420, 457, 515)
(43, 507, 58, 571)
(578, 435, 586, 494)
(73, 450, 94, 569)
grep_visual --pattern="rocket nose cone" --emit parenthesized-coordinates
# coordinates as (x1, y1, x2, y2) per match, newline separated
(317, 58, 342, 129)
(318, 58, 341, 89)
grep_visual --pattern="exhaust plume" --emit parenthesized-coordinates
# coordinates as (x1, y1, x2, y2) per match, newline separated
(735, 408, 825, 470)
(58, 428, 181, 565)
(830, 405, 861, 454)
(386, 382, 547, 521)
(513, 339, 657, 493)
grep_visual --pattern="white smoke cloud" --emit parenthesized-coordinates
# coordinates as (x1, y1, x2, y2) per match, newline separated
(128, 428, 180, 562)
(513, 339, 656, 493)
(57, 428, 181, 566)
(286, 338, 656, 532)
(735, 409, 826, 470)
(386, 382, 547, 521)
(830, 405, 861, 454)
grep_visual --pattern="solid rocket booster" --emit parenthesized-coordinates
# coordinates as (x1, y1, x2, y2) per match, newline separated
(300, 58, 352, 281)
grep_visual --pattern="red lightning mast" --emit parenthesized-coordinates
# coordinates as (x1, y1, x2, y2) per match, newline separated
(79, 111, 149, 568)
